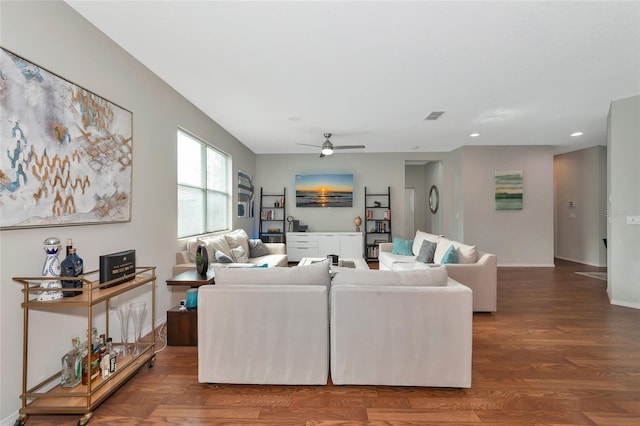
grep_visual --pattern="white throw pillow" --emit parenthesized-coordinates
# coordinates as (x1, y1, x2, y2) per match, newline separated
(433, 237, 478, 264)
(412, 230, 441, 256)
(230, 246, 249, 263)
(214, 259, 331, 287)
(224, 229, 250, 257)
(199, 235, 233, 261)
(186, 238, 200, 263)
(332, 266, 447, 287)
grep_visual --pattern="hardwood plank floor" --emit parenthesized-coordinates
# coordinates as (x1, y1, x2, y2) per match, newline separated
(22, 259, 640, 425)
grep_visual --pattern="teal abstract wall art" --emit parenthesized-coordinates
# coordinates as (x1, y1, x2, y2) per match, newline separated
(495, 170, 523, 210)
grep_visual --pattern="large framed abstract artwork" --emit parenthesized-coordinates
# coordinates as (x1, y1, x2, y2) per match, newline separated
(495, 170, 523, 210)
(0, 48, 133, 229)
(237, 170, 254, 218)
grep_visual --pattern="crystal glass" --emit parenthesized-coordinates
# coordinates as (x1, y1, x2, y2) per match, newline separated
(130, 302, 146, 357)
(114, 303, 131, 358)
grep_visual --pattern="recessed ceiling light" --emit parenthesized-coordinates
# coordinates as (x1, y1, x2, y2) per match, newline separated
(571, 132, 583, 137)
(470, 133, 480, 137)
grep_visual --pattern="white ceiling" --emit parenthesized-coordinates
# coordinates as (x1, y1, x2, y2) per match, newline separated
(65, 1, 640, 155)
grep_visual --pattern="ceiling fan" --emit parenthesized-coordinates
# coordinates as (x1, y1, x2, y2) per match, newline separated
(296, 133, 366, 157)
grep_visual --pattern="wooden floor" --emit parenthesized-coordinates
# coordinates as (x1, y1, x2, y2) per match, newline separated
(23, 260, 640, 425)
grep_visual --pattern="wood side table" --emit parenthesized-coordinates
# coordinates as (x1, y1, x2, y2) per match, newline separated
(166, 269, 215, 287)
(166, 269, 214, 346)
(167, 305, 197, 346)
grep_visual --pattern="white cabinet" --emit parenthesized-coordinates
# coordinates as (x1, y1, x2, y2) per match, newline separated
(340, 234, 363, 258)
(286, 234, 319, 262)
(287, 232, 363, 262)
(318, 234, 341, 257)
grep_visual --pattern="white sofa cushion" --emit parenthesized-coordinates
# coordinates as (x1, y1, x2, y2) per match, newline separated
(224, 229, 250, 256)
(214, 259, 331, 286)
(434, 237, 478, 264)
(332, 266, 448, 287)
(412, 230, 441, 256)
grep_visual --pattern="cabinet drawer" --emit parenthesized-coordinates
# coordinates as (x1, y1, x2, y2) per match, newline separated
(287, 246, 319, 262)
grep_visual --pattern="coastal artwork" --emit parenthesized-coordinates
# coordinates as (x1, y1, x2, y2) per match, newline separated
(0, 48, 133, 229)
(295, 173, 353, 207)
(495, 170, 523, 210)
(237, 170, 254, 217)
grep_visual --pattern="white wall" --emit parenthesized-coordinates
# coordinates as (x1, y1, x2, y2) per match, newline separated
(0, 2, 256, 423)
(460, 146, 556, 266)
(425, 161, 444, 235)
(554, 146, 607, 266)
(257, 147, 556, 267)
(607, 95, 640, 309)
(405, 165, 427, 234)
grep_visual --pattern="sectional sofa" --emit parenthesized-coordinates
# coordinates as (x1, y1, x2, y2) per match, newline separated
(173, 229, 288, 275)
(378, 230, 497, 312)
(197, 260, 473, 388)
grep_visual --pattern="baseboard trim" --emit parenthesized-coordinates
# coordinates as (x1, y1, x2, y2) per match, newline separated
(610, 299, 640, 310)
(554, 256, 607, 268)
(498, 263, 556, 267)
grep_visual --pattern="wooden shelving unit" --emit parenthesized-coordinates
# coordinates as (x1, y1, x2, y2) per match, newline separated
(259, 187, 286, 243)
(12, 267, 156, 426)
(364, 186, 392, 261)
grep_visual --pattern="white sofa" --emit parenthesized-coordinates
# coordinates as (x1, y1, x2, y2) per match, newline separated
(378, 230, 497, 312)
(330, 267, 472, 388)
(173, 229, 288, 275)
(197, 260, 331, 385)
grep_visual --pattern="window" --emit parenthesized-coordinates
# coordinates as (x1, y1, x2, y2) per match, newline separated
(177, 129, 230, 238)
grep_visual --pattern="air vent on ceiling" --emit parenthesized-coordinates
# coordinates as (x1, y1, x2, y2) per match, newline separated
(424, 111, 445, 121)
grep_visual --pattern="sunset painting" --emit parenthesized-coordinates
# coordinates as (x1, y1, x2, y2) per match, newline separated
(295, 174, 354, 207)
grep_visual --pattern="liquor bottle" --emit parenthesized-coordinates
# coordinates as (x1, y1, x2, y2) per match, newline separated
(81, 327, 99, 353)
(60, 337, 82, 388)
(81, 344, 101, 385)
(101, 340, 111, 380)
(66, 238, 73, 257)
(106, 338, 117, 374)
(60, 248, 83, 297)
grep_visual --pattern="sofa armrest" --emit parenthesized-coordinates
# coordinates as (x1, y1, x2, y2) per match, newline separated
(264, 243, 286, 255)
(379, 242, 393, 253)
(176, 250, 190, 265)
(445, 251, 497, 312)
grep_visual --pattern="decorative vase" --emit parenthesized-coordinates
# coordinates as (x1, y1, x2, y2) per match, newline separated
(39, 237, 63, 301)
(354, 216, 362, 232)
(130, 302, 146, 357)
(196, 244, 209, 275)
(114, 303, 131, 358)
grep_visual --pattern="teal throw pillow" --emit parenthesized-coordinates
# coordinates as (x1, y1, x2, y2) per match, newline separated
(392, 238, 414, 256)
(441, 245, 458, 264)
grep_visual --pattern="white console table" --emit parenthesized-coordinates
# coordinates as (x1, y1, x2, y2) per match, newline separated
(287, 232, 363, 262)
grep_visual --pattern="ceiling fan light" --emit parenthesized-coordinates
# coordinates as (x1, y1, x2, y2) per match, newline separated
(321, 141, 334, 155)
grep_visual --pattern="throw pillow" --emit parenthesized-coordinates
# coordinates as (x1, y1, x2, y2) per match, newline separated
(224, 229, 250, 257)
(215, 250, 235, 264)
(441, 245, 458, 264)
(433, 237, 477, 264)
(248, 239, 270, 258)
(416, 240, 437, 263)
(391, 238, 414, 256)
(199, 235, 233, 260)
(411, 230, 441, 257)
(230, 246, 249, 263)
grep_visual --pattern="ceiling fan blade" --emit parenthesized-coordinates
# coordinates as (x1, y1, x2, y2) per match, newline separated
(333, 145, 366, 150)
(295, 142, 322, 148)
